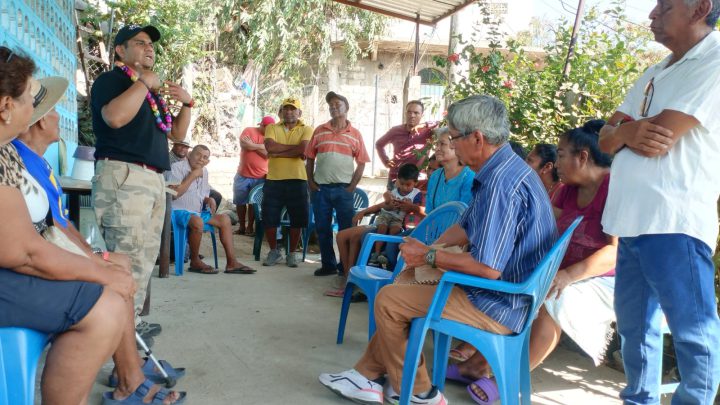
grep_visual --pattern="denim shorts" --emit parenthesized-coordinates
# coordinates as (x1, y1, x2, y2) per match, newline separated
(233, 174, 264, 205)
(0, 268, 103, 334)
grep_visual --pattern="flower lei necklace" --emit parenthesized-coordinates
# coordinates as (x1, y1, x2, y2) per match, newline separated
(117, 62, 172, 134)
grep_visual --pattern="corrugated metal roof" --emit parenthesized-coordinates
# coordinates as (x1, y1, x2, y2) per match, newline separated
(334, 0, 475, 25)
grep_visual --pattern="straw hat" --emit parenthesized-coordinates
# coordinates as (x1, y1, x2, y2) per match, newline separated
(29, 76, 69, 126)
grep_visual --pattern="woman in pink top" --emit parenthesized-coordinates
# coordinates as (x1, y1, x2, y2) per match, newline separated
(449, 120, 619, 405)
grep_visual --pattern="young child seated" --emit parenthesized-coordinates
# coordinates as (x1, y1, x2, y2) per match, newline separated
(353, 163, 422, 265)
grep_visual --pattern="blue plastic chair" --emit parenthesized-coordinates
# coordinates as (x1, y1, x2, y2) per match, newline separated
(170, 210, 218, 276)
(301, 188, 370, 261)
(248, 184, 265, 261)
(397, 216, 582, 405)
(336, 201, 467, 344)
(0, 328, 50, 405)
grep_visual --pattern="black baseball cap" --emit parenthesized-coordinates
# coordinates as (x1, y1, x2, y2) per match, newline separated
(326, 91, 349, 111)
(114, 24, 161, 46)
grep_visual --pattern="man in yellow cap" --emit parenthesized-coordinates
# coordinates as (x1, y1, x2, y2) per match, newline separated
(261, 97, 313, 267)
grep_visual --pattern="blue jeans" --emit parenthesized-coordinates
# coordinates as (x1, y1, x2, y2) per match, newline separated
(615, 234, 720, 404)
(311, 184, 355, 271)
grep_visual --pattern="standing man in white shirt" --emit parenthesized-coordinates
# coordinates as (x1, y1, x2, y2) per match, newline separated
(599, 0, 720, 403)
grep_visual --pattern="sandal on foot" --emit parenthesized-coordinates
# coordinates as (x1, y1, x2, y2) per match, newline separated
(446, 363, 474, 384)
(224, 265, 256, 274)
(188, 265, 218, 274)
(467, 377, 499, 405)
(233, 228, 246, 235)
(102, 379, 187, 404)
(108, 358, 186, 388)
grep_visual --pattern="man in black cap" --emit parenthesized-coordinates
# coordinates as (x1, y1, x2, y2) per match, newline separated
(306, 92, 370, 276)
(91, 24, 193, 338)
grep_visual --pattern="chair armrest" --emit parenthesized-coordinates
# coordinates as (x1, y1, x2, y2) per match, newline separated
(438, 271, 532, 295)
(424, 271, 533, 321)
(355, 233, 406, 267)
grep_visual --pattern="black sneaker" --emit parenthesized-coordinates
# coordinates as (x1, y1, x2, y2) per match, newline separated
(314, 267, 337, 276)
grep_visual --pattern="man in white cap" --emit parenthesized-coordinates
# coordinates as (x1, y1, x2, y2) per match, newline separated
(169, 139, 191, 165)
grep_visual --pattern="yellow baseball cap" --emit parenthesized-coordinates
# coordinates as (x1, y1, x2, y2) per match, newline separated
(281, 97, 302, 110)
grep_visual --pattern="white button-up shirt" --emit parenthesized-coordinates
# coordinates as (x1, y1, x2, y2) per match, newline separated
(602, 31, 720, 250)
(168, 160, 210, 213)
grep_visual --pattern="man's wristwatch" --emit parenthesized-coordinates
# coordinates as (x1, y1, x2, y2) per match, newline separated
(424, 248, 437, 268)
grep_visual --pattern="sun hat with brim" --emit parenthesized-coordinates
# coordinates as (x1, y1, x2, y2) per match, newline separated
(173, 140, 191, 147)
(114, 24, 161, 46)
(29, 76, 69, 126)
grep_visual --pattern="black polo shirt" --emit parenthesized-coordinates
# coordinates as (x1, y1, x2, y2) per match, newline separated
(90, 67, 171, 171)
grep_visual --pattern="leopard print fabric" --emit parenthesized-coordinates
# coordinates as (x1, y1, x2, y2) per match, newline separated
(0, 143, 26, 189)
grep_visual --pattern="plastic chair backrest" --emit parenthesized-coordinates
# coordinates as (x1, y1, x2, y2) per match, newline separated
(248, 184, 264, 219)
(518, 216, 582, 331)
(410, 201, 466, 246)
(390, 201, 467, 277)
(353, 189, 370, 212)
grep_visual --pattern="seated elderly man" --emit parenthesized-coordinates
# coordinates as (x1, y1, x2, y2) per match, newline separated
(318, 95, 557, 404)
(168, 145, 255, 274)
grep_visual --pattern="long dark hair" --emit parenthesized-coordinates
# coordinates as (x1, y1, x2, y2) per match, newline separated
(532, 143, 559, 181)
(560, 119, 612, 168)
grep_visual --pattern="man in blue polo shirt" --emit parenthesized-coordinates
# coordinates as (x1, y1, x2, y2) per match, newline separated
(318, 95, 557, 405)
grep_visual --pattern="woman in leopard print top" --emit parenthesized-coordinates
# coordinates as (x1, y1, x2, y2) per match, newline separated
(0, 48, 145, 405)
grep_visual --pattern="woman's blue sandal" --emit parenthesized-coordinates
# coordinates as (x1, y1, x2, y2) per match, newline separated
(102, 378, 187, 404)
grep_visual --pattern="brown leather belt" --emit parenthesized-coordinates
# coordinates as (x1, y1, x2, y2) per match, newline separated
(100, 158, 163, 173)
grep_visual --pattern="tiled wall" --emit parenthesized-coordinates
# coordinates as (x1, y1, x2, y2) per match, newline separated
(0, 0, 78, 171)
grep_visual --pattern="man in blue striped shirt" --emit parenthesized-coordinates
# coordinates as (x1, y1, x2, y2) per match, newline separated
(318, 95, 557, 405)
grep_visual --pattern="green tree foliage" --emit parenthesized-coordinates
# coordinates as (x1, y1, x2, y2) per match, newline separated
(435, 2, 662, 145)
(215, 0, 385, 106)
(78, 0, 385, 141)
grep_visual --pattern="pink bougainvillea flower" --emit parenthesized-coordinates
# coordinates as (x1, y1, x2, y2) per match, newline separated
(502, 80, 514, 89)
(447, 53, 460, 63)
(481, 65, 490, 73)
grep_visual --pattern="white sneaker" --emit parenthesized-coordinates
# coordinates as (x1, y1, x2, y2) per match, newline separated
(385, 384, 448, 405)
(318, 369, 384, 405)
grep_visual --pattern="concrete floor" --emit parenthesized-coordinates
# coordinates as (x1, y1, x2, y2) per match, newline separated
(59, 173, 675, 404)
(77, 235, 653, 405)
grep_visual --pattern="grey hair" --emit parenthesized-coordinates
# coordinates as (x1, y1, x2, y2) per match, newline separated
(446, 95, 510, 146)
(684, 0, 720, 26)
(433, 127, 449, 139)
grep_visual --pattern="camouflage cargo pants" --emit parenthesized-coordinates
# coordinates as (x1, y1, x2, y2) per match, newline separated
(93, 160, 165, 323)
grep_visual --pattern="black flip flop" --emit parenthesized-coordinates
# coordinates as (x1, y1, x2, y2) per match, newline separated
(188, 266, 218, 274)
(224, 266, 256, 274)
